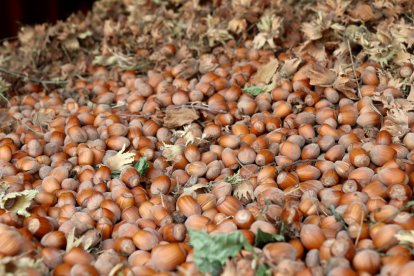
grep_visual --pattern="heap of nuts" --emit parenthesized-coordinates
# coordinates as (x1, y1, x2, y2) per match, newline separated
(0, 34, 414, 276)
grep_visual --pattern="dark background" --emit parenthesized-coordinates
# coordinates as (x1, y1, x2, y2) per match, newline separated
(0, 0, 95, 39)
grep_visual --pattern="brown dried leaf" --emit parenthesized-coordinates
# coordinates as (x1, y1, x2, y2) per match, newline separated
(182, 183, 209, 196)
(164, 108, 199, 128)
(349, 3, 376, 22)
(393, 50, 412, 66)
(301, 22, 323, 41)
(280, 58, 302, 78)
(249, 58, 279, 85)
(382, 108, 410, 138)
(299, 41, 327, 64)
(307, 63, 337, 86)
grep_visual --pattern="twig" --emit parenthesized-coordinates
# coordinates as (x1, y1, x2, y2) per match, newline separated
(347, 39, 362, 99)
(118, 113, 153, 119)
(0, 67, 67, 85)
(354, 209, 365, 246)
(168, 103, 227, 114)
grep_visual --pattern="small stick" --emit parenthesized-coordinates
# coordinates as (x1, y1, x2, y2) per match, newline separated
(347, 40, 362, 99)
(168, 103, 227, 114)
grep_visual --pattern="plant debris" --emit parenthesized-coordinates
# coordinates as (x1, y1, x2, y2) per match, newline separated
(163, 108, 199, 128)
(0, 183, 38, 217)
(0, 0, 414, 274)
(104, 144, 135, 174)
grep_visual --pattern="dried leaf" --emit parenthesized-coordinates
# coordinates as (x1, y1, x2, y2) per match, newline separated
(395, 230, 414, 245)
(299, 41, 327, 64)
(161, 144, 184, 162)
(66, 228, 94, 252)
(63, 36, 80, 50)
(333, 74, 358, 99)
(228, 18, 247, 34)
(307, 63, 337, 86)
(173, 125, 206, 145)
(349, 3, 376, 22)
(32, 112, 52, 129)
(183, 183, 209, 195)
(393, 50, 412, 66)
(253, 15, 284, 49)
(250, 58, 279, 85)
(280, 58, 302, 78)
(104, 144, 135, 173)
(382, 107, 410, 138)
(0, 183, 38, 217)
(164, 108, 199, 128)
(301, 22, 323, 41)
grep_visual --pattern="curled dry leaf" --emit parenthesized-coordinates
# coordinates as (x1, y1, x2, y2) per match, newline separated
(164, 108, 199, 129)
(0, 183, 38, 217)
(104, 144, 135, 173)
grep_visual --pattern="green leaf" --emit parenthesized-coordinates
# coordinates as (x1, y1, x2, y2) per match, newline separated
(189, 230, 251, 276)
(400, 200, 414, 211)
(134, 157, 149, 176)
(243, 85, 266, 96)
(254, 229, 285, 248)
(111, 172, 121, 179)
(243, 82, 276, 96)
(256, 264, 271, 276)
